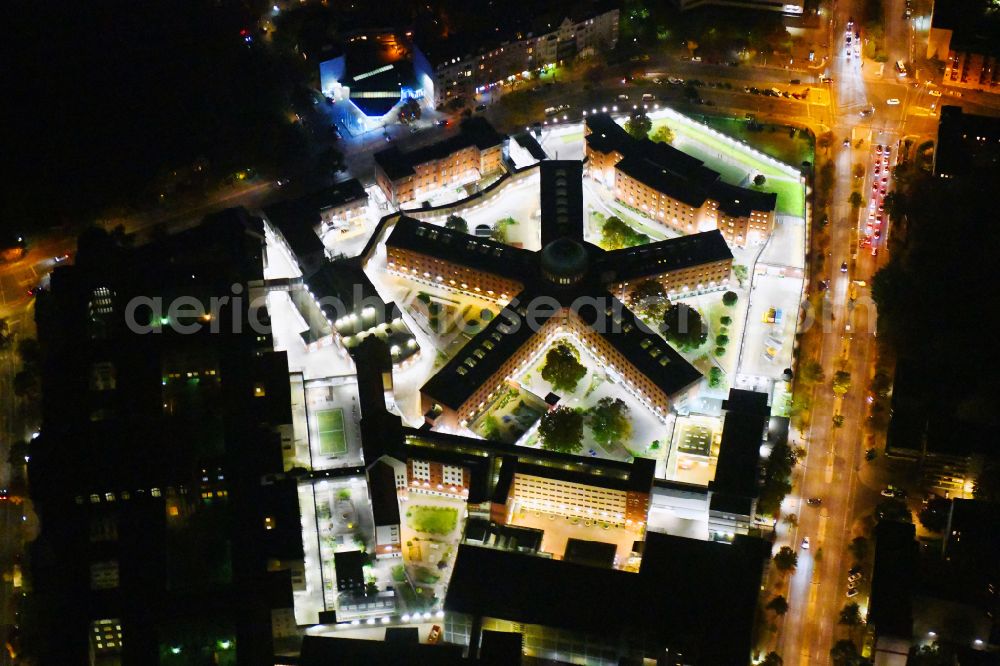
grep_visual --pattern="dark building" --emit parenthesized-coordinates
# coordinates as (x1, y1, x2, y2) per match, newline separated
(934, 106, 1000, 178)
(333, 550, 366, 594)
(29, 209, 293, 665)
(445, 531, 771, 664)
(708, 389, 769, 539)
(927, 0, 1000, 93)
(868, 521, 917, 661)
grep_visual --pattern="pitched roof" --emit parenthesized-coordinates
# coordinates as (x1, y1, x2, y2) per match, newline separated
(597, 229, 733, 282)
(421, 289, 550, 411)
(385, 215, 533, 283)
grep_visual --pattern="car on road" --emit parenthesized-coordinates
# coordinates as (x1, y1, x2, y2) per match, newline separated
(806, 498, 823, 506)
(617, 94, 629, 100)
(848, 571, 863, 583)
(53, 253, 70, 262)
(27, 286, 43, 297)
(475, 103, 487, 112)
(887, 98, 901, 105)
(436, 119, 449, 126)
(876, 144, 883, 153)
(880, 486, 897, 497)
(843, 138, 850, 147)
(801, 537, 810, 549)
(841, 261, 848, 273)
(846, 586, 859, 598)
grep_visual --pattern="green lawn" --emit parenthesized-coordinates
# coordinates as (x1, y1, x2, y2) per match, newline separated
(316, 408, 347, 455)
(648, 118, 804, 217)
(753, 177, 805, 217)
(652, 118, 790, 179)
(406, 505, 459, 535)
(560, 130, 584, 144)
(414, 566, 441, 584)
(699, 117, 814, 167)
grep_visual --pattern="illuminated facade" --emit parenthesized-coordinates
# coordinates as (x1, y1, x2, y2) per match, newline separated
(374, 118, 506, 207)
(428, 6, 620, 104)
(927, 2, 1000, 94)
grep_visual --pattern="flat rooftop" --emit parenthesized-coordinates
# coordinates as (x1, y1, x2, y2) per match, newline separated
(445, 531, 770, 663)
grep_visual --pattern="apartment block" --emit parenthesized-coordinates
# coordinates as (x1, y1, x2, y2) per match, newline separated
(585, 114, 778, 247)
(374, 118, 506, 207)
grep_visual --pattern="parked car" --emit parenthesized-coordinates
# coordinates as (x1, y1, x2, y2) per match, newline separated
(886, 98, 901, 105)
(806, 498, 823, 506)
(801, 537, 811, 550)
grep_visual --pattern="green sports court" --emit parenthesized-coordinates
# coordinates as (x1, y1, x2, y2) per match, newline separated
(316, 408, 347, 456)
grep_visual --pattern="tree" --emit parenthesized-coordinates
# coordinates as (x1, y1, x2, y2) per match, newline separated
(720, 315, 733, 326)
(587, 397, 632, 446)
(817, 131, 834, 150)
(830, 639, 861, 665)
(662, 303, 708, 350)
(783, 513, 798, 528)
(848, 191, 863, 208)
(13, 371, 38, 398)
(715, 334, 729, 346)
(722, 291, 738, 307)
(832, 370, 852, 396)
(876, 498, 912, 523)
(733, 264, 748, 287)
(832, 414, 845, 427)
(538, 407, 584, 454)
(651, 124, 674, 144)
(444, 215, 468, 233)
(918, 497, 950, 532)
(481, 415, 503, 442)
(753, 174, 767, 187)
(761, 652, 784, 666)
(601, 216, 645, 250)
(839, 602, 863, 628)
(773, 546, 798, 572)
(847, 536, 869, 562)
(541, 343, 587, 393)
(708, 366, 723, 388)
(17, 338, 41, 369)
(766, 595, 789, 616)
(801, 359, 825, 383)
(0, 318, 11, 350)
(490, 216, 517, 243)
(624, 109, 652, 140)
(630, 279, 669, 319)
(882, 190, 902, 219)
(973, 459, 1000, 502)
(7, 440, 29, 466)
